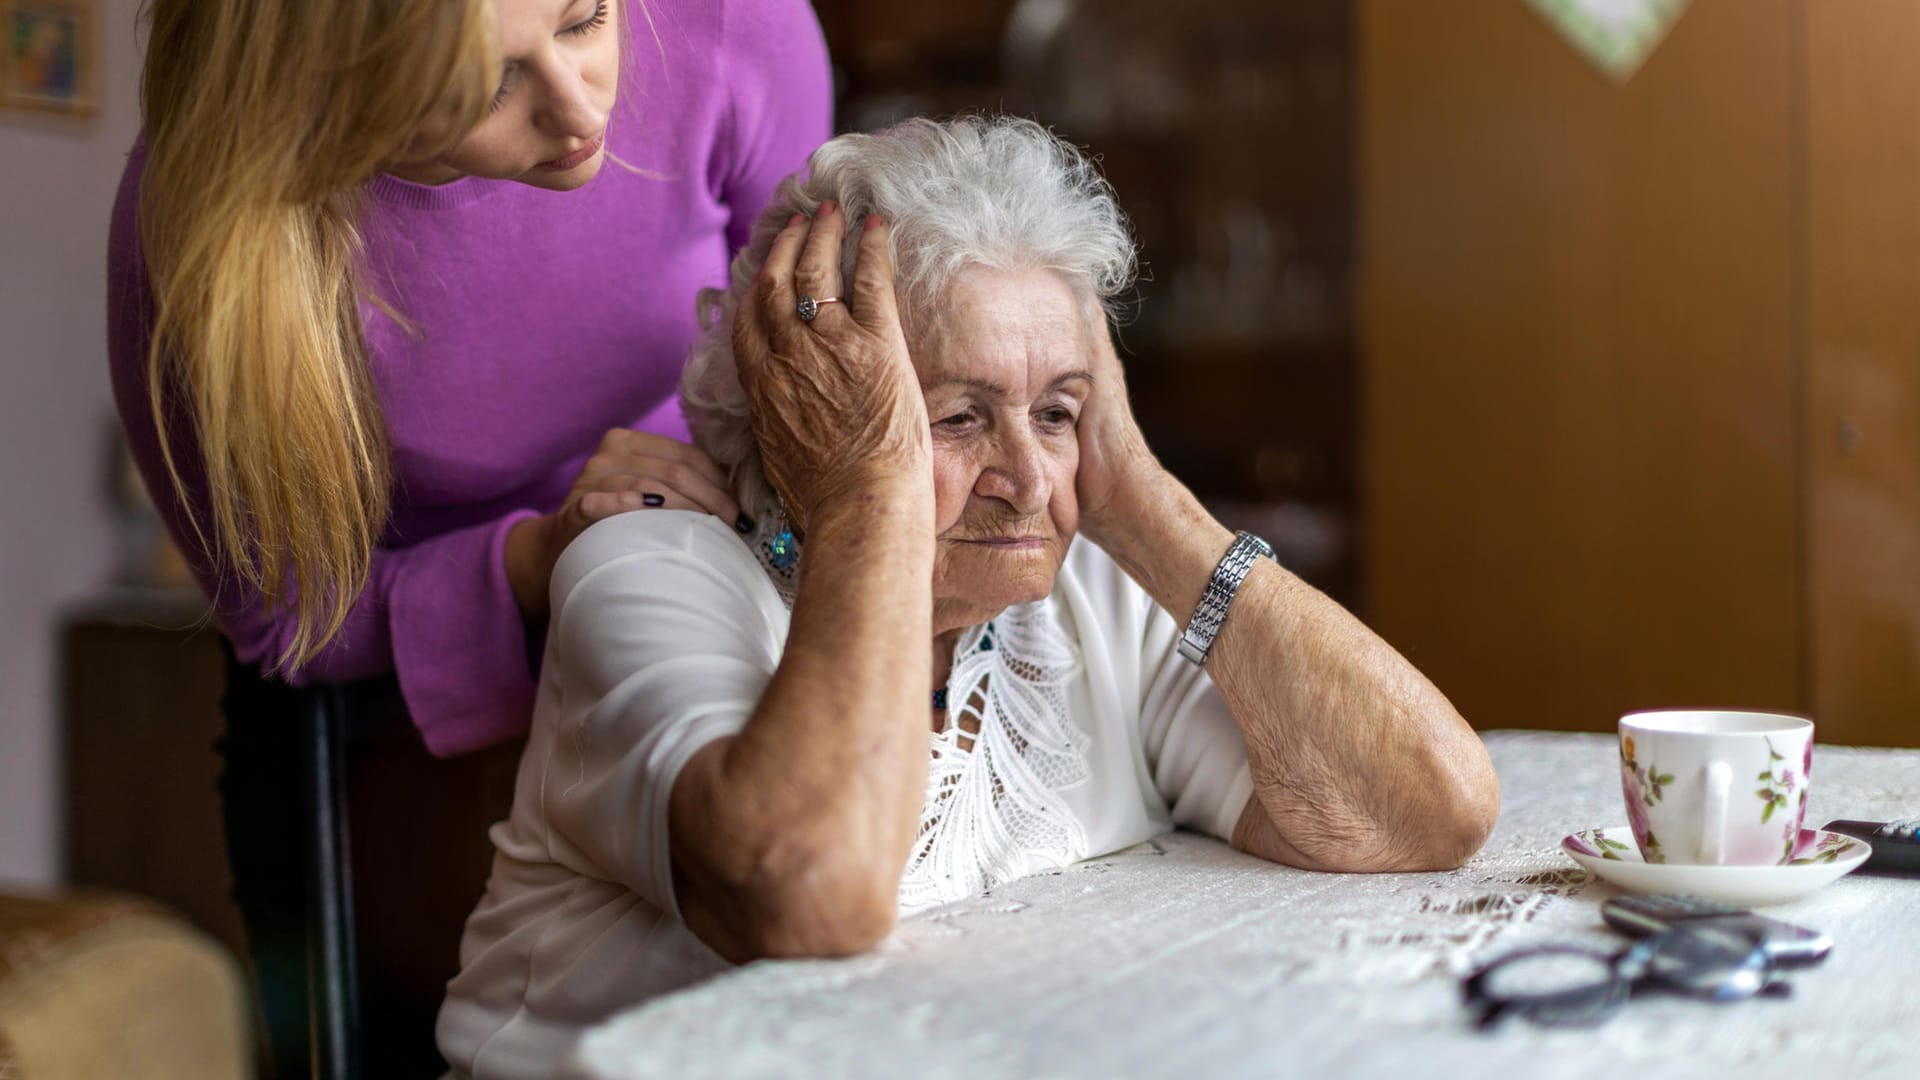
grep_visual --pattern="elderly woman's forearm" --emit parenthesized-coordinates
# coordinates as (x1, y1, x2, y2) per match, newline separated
(1093, 473, 1498, 871)
(669, 481, 934, 959)
(1211, 575, 1499, 871)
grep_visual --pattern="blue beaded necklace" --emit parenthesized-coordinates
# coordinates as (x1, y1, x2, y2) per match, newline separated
(765, 523, 799, 571)
(762, 517, 989, 713)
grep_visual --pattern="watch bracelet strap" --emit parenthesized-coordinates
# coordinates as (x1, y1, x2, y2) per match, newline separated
(1177, 531, 1274, 666)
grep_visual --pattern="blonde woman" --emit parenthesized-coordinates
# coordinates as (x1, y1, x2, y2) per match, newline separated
(106, 0, 827, 1071)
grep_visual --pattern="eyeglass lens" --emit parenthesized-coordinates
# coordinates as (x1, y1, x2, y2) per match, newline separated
(1467, 947, 1626, 1028)
(1629, 922, 1781, 1002)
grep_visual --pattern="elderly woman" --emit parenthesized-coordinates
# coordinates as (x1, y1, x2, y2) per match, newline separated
(437, 116, 1499, 1077)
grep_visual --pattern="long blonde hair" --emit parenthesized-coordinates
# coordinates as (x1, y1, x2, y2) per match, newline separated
(138, 0, 496, 670)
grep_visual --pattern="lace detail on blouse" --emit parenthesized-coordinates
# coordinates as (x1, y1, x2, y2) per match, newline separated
(899, 601, 1093, 914)
(746, 526, 1095, 912)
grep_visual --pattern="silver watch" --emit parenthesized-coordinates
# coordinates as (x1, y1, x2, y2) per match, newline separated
(1177, 531, 1274, 666)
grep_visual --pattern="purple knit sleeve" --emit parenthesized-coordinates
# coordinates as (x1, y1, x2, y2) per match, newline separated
(107, 143, 537, 757)
(715, 0, 833, 253)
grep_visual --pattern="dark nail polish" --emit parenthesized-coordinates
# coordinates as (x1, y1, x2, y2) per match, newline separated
(735, 514, 756, 534)
(642, 493, 665, 508)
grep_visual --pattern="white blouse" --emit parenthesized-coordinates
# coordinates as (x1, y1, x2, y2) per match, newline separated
(437, 511, 1255, 1080)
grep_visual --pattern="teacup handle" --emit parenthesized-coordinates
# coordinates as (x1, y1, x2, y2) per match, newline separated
(1702, 762, 1732, 865)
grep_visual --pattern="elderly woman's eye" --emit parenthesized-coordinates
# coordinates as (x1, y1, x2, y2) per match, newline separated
(1039, 407, 1077, 427)
(936, 410, 979, 430)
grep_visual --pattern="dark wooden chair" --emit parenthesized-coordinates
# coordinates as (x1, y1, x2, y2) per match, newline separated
(234, 666, 522, 1080)
(298, 684, 360, 1080)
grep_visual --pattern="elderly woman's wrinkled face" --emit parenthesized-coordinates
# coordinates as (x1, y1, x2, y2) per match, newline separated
(920, 267, 1092, 632)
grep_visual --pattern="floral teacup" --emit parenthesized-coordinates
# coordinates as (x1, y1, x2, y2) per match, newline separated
(1619, 709, 1815, 866)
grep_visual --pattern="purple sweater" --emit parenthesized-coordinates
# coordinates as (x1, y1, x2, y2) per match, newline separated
(107, 0, 831, 757)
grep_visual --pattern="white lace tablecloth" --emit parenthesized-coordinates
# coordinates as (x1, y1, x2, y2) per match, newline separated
(569, 730, 1920, 1080)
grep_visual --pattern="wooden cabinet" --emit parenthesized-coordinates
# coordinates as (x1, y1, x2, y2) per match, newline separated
(61, 593, 525, 1074)
(1361, 0, 1919, 747)
(60, 594, 244, 959)
(814, 0, 1362, 602)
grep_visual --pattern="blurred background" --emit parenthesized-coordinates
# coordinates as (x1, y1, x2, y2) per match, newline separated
(1, 0, 1917, 1065)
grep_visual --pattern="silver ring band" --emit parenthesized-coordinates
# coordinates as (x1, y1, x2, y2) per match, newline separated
(796, 295, 842, 322)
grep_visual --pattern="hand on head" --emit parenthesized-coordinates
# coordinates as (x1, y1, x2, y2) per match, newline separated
(731, 203, 930, 531)
(506, 204, 929, 621)
(1071, 318, 1158, 547)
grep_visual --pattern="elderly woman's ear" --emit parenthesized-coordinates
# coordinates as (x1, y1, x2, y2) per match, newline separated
(732, 204, 928, 533)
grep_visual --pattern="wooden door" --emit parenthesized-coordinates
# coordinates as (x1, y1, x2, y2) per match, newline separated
(1359, 1, 1805, 735)
(1805, 3, 1920, 747)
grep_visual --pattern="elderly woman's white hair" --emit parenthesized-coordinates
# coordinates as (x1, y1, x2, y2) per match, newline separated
(681, 114, 1139, 524)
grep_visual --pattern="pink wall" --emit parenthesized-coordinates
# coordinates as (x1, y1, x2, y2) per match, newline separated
(0, 2, 142, 887)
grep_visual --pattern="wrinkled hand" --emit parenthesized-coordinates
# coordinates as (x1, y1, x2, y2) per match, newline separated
(732, 204, 930, 531)
(1074, 321, 1162, 546)
(505, 430, 740, 618)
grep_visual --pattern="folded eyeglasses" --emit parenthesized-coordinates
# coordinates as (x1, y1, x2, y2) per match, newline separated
(1462, 921, 1794, 1029)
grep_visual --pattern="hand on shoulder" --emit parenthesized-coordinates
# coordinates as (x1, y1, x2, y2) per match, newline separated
(505, 430, 743, 619)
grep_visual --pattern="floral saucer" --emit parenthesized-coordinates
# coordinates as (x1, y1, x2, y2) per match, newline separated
(1562, 826, 1870, 907)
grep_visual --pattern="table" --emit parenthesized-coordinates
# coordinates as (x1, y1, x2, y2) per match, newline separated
(569, 731, 1920, 1080)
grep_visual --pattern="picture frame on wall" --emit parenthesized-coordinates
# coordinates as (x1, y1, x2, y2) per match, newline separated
(1, 0, 97, 117)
